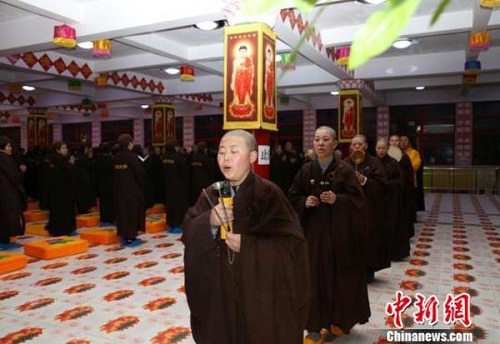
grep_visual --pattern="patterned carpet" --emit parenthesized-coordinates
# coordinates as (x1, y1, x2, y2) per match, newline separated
(0, 193, 498, 343)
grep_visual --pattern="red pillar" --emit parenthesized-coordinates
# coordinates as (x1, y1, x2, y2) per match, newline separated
(250, 129, 270, 179)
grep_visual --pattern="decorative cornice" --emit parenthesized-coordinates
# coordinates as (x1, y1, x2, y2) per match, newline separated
(2, 52, 165, 94)
(0, 92, 36, 106)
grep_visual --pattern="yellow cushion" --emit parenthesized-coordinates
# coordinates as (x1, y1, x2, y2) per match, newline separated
(76, 213, 100, 228)
(79, 227, 120, 245)
(0, 252, 28, 274)
(24, 210, 49, 222)
(24, 236, 88, 260)
(26, 201, 39, 211)
(25, 221, 50, 236)
(146, 203, 166, 215)
(146, 218, 166, 233)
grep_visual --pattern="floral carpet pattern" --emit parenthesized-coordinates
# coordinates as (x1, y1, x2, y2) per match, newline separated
(0, 193, 498, 343)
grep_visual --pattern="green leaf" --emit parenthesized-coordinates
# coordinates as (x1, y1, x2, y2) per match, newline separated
(239, 0, 316, 16)
(430, 0, 451, 26)
(348, 0, 422, 70)
(292, 0, 318, 13)
(238, 0, 286, 16)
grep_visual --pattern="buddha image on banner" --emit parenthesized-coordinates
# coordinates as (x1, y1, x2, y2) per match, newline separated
(36, 116, 48, 146)
(338, 90, 362, 142)
(166, 108, 175, 139)
(262, 34, 276, 125)
(27, 116, 36, 147)
(152, 107, 165, 146)
(226, 32, 258, 121)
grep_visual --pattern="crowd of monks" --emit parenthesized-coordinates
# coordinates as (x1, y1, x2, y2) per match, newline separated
(0, 135, 222, 246)
(0, 127, 424, 343)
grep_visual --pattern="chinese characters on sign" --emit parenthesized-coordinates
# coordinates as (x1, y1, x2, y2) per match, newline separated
(386, 291, 471, 329)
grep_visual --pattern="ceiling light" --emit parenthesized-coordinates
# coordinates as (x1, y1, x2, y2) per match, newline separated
(22, 85, 35, 91)
(141, 104, 149, 109)
(77, 41, 93, 49)
(330, 90, 339, 95)
(392, 38, 413, 49)
(164, 67, 180, 75)
(357, 0, 387, 4)
(415, 86, 425, 90)
(194, 20, 225, 31)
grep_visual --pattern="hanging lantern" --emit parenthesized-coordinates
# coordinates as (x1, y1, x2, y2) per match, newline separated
(81, 98, 93, 109)
(480, 0, 500, 8)
(94, 74, 108, 88)
(280, 96, 290, 106)
(53, 24, 77, 48)
(68, 79, 81, 91)
(464, 60, 481, 75)
(93, 39, 112, 58)
(335, 46, 350, 66)
(469, 31, 490, 51)
(462, 73, 477, 85)
(279, 53, 296, 70)
(100, 108, 110, 118)
(180, 65, 195, 81)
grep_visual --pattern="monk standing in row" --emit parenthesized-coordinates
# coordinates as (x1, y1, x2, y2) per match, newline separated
(182, 129, 310, 344)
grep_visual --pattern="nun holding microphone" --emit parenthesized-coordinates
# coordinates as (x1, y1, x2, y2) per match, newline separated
(181, 129, 310, 344)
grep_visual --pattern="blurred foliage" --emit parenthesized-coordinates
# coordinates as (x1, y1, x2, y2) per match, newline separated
(238, 0, 452, 70)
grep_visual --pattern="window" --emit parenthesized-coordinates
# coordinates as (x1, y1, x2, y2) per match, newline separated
(473, 101, 500, 165)
(317, 109, 336, 128)
(270, 110, 303, 153)
(175, 116, 183, 144)
(391, 104, 455, 165)
(195, 114, 223, 149)
(144, 118, 152, 147)
(101, 120, 133, 143)
(62, 122, 92, 150)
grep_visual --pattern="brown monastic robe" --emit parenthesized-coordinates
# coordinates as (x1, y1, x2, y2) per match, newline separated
(399, 153, 416, 237)
(345, 153, 390, 272)
(289, 158, 370, 334)
(0, 151, 26, 242)
(114, 148, 145, 239)
(378, 154, 410, 261)
(45, 152, 77, 236)
(182, 173, 310, 344)
(162, 149, 189, 228)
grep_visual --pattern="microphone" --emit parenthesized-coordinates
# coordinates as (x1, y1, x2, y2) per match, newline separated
(211, 181, 233, 240)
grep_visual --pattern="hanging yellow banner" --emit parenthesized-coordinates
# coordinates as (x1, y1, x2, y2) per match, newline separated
(151, 103, 175, 146)
(223, 23, 277, 131)
(338, 89, 362, 143)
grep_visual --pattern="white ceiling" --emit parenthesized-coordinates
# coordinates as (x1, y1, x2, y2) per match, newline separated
(0, 0, 499, 123)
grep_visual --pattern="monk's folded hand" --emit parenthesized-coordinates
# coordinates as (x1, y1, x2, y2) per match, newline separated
(320, 190, 337, 205)
(209, 203, 233, 226)
(305, 195, 320, 208)
(226, 232, 241, 252)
